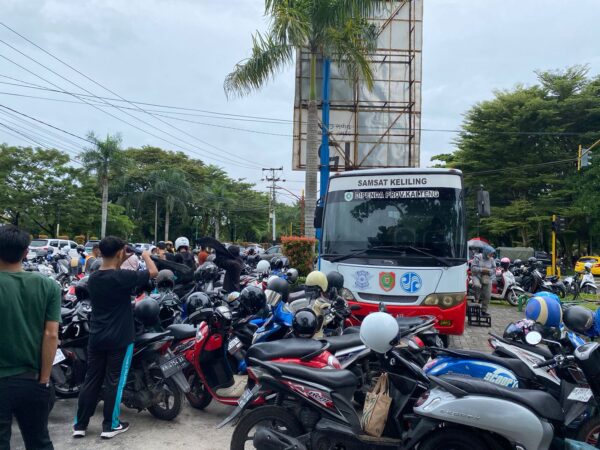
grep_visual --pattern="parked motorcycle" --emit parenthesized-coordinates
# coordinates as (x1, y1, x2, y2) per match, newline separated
(565, 263, 598, 298)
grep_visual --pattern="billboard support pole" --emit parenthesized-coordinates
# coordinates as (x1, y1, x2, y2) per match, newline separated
(320, 58, 331, 201)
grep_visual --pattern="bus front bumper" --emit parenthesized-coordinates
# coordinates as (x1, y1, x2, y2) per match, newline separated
(347, 300, 466, 335)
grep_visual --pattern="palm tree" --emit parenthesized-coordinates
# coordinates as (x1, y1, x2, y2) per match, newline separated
(80, 132, 125, 238)
(224, 0, 378, 237)
(204, 181, 235, 240)
(151, 169, 191, 241)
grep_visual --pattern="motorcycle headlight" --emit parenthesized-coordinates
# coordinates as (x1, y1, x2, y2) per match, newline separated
(340, 288, 356, 301)
(422, 293, 465, 309)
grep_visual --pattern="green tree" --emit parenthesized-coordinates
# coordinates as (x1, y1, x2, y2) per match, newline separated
(150, 168, 191, 241)
(224, 0, 378, 237)
(80, 132, 126, 238)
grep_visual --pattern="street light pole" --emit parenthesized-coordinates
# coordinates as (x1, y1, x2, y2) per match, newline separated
(262, 167, 283, 245)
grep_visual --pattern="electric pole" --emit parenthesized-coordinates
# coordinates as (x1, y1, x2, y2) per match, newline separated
(262, 167, 284, 245)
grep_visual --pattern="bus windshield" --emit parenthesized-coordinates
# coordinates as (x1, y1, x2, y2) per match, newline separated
(322, 187, 466, 264)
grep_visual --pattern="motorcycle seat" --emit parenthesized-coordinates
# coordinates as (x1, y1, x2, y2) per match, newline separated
(322, 333, 364, 353)
(167, 324, 196, 340)
(135, 331, 171, 345)
(288, 291, 306, 302)
(435, 348, 536, 381)
(439, 374, 564, 422)
(342, 326, 361, 334)
(396, 316, 427, 331)
(270, 362, 358, 389)
(247, 338, 324, 361)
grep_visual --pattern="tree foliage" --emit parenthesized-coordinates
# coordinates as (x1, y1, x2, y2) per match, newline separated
(433, 66, 600, 259)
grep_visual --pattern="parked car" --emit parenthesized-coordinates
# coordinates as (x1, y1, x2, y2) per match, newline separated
(28, 238, 79, 259)
(259, 245, 283, 260)
(84, 239, 100, 253)
(134, 243, 153, 251)
(575, 256, 600, 275)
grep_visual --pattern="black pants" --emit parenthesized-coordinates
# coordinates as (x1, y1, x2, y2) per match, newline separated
(0, 377, 53, 450)
(75, 344, 133, 431)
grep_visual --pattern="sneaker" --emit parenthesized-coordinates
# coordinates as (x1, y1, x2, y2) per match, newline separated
(72, 426, 86, 438)
(100, 422, 129, 439)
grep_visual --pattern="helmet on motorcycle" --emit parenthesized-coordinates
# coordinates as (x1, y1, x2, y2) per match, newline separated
(513, 259, 523, 268)
(194, 262, 220, 283)
(226, 291, 241, 304)
(186, 292, 211, 316)
(326, 271, 344, 291)
(292, 308, 318, 338)
(271, 257, 284, 270)
(134, 297, 160, 326)
(503, 319, 540, 342)
(500, 257, 511, 270)
(563, 306, 594, 335)
(305, 271, 328, 293)
(75, 277, 90, 302)
(239, 286, 267, 315)
(279, 257, 290, 269)
(256, 260, 271, 276)
(534, 291, 561, 304)
(266, 276, 289, 302)
(584, 262, 593, 273)
(525, 295, 562, 328)
(214, 305, 233, 328)
(286, 268, 299, 284)
(360, 312, 399, 354)
(175, 237, 190, 251)
(528, 257, 538, 266)
(156, 269, 176, 289)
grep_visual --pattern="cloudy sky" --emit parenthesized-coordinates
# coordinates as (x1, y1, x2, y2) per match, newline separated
(2, 0, 600, 202)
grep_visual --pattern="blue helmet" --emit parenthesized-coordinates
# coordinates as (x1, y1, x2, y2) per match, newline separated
(525, 295, 563, 328)
(533, 291, 561, 304)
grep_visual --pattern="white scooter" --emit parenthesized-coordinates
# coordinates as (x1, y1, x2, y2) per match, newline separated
(564, 263, 597, 297)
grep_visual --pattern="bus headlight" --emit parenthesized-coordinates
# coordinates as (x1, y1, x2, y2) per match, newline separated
(340, 288, 356, 301)
(422, 293, 465, 309)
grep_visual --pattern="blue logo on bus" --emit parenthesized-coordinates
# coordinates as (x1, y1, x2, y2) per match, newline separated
(400, 272, 422, 293)
(353, 270, 372, 289)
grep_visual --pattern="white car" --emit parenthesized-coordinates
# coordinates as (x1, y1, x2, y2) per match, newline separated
(28, 238, 79, 259)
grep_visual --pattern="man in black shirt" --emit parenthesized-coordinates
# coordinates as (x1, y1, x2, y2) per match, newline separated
(197, 237, 243, 292)
(73, 236, 158, 439)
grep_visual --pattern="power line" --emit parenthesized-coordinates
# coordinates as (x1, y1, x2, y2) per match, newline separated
(0, 48, 262, 170)
(0, 26, 270, 168)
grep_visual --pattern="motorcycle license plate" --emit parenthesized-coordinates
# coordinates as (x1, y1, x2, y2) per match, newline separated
(53, 349, 66, 365)
(159, 355, 188, 378)
(567, 387, 593, 403)
(228, 337, 243, 354)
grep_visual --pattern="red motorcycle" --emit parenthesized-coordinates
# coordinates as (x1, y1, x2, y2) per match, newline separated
(169, 304, 339, 410)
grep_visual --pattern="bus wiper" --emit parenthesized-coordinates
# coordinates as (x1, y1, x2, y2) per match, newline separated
(372, 245, 454, 267)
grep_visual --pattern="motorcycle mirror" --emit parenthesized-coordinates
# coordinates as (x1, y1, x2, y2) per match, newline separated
(525, 331, 542, 346)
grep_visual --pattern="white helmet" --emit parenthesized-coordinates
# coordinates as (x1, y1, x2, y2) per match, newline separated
(175, 237, 190, 251)
(360, 312, 399, 354)
(584, 262, 593, 272)
(256, 260, 271, 275)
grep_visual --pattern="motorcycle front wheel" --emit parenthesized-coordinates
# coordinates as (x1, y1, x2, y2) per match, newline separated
(576, 416, 600, 446)
(505, 290, 520, 306)
(231, 406, 302, 450)
(185, 372, 212, 410)
(146, 369, 182, 420)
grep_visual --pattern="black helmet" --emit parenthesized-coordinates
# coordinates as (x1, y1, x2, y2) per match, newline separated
(267, 276, 289, 302)
(194, 262, 220, 283)
(75, 277, 90, 302)
(286, 268, 299, 284)
(240, 286, 267, 315)
(513, 259, 522, 268)
(77, 245, 85, 254)
(563, 306, 594, 335)
(157, 241, 166, 250)
(271, 257, 284, 270)
(156, 269, 176, 289)
(186, 292, 211, 316)
(135, 298, 160, 326)
(528, 257, 538, 266)
(326, 271, 344, 291)
(292, 308, 318, 338)
(503, 319, 540, 342)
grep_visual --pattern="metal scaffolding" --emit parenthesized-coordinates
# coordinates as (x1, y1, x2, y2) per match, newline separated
(292, 0, 423, 171)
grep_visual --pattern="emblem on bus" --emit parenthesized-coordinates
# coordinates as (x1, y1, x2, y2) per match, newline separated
(379, 272, 395, 292)
(400, 272, 422, 293)
(344, 191, 354, 201)
(353, 270, 372, 289)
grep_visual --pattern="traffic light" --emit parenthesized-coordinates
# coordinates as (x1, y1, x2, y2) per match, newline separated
(553, 216, 567, 232)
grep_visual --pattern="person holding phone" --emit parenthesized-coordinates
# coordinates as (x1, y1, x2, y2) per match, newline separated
(73, 236, 158, 439)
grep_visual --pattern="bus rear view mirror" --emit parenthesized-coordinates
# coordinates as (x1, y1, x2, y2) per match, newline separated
(477, 190, 491, 217)
(314, 205, 324, 229)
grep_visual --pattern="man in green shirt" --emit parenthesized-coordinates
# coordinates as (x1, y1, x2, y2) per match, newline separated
(0, 225, 60, 450)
